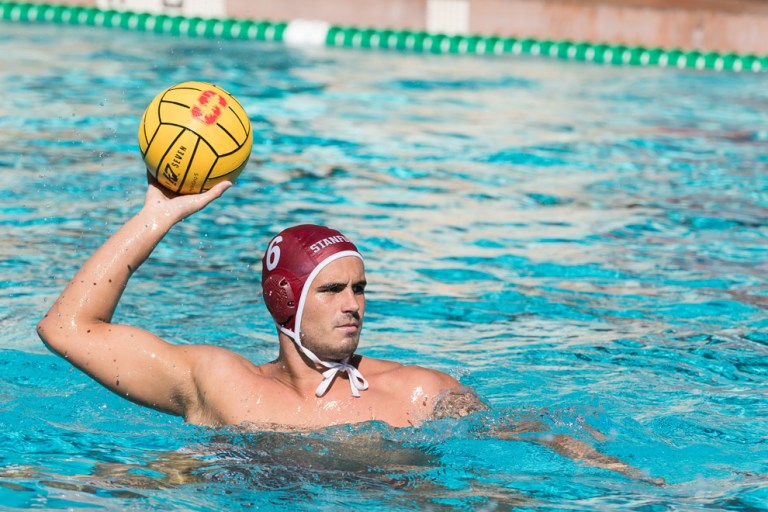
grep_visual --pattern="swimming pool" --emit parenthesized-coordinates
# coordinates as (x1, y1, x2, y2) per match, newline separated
(1, 19, 767, 510)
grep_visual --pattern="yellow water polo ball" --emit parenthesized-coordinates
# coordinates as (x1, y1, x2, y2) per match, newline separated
(138, 81, 253, 194)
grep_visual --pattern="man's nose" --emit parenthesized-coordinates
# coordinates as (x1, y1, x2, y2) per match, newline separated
(341, 287, 360, 313)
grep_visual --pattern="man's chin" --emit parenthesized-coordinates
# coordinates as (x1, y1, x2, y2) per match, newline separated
(319, 338, 359, 361)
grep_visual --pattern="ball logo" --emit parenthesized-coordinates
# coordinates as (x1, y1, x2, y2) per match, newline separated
(162, 163, 179, 185)
(190, 90, 227, 125)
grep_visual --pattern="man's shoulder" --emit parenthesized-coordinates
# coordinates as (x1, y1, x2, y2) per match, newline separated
(359, 356, 460, 390)
(186, 344, 263, 380)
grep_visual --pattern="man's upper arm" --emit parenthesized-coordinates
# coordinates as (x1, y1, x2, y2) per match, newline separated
(398, 365, 488, 420)
(418, 367, 490, 419)
(39, 317, 200, 417)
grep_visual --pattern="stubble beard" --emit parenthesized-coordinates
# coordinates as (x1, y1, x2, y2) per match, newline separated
(300, 328, 361, 362)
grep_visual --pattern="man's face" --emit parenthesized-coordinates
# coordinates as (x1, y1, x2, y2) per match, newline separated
(299, 257, 366, 361)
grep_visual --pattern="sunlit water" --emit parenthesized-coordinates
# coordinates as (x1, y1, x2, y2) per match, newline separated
(1, 20, 767, 511)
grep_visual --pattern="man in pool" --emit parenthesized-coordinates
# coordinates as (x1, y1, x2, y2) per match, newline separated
(37, 177, 662, 484)
(37, 177, 485, 429)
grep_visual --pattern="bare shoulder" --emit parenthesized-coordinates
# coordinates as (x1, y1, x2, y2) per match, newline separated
(359, 356, 462, 400)
(360, 356, 489, 422)
(361, 357, 457, 389)
(395, 363, 460, 394)
(393, 365, 490, 419)
(185, 344, 262, 379)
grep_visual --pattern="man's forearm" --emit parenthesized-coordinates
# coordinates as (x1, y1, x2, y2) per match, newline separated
(45, 207, 177, 328)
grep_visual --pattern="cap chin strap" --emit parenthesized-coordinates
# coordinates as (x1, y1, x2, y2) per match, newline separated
(278, 324, 369, 397)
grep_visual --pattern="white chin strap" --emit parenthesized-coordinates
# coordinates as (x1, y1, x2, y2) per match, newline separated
(315, 351, 369, 398)
(279, 325, 369, 397)
(278, 251, 368, 398)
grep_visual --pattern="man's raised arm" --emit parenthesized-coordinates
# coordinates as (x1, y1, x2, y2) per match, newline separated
(37, 177, 231, 417)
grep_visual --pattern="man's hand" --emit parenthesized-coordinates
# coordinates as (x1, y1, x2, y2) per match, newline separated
(142, 172, 232, 225)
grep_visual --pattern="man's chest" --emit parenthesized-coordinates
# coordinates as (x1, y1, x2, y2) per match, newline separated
(208, 384, 422, 429)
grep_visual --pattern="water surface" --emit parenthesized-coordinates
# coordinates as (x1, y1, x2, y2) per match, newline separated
(1, 20, 767, 511)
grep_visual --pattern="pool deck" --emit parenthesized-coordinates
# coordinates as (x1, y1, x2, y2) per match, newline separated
(15, 0, 768, 54)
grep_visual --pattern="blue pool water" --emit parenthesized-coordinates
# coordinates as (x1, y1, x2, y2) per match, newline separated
(2, 20, 767, 511)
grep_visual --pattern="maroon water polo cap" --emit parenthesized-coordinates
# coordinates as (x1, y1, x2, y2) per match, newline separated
(261, 224, 363, 336)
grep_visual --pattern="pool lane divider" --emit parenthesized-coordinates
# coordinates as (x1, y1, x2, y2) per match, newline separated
(1, 1, 765, 72)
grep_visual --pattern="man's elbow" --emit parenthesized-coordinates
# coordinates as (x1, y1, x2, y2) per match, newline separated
(37, 313, 69, 356)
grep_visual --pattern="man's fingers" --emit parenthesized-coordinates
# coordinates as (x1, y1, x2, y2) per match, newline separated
(206, 180, 233, 198)
(186, 181, 232, 212)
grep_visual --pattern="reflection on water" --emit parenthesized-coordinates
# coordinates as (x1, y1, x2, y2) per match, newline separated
(2, 417, 541, 509)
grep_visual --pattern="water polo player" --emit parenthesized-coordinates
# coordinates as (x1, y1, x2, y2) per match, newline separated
(37, 178, 485, 429)
(37, 178, 661, 483)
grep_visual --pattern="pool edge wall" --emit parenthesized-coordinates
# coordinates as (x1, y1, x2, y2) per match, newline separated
(2, 0, 767, 72)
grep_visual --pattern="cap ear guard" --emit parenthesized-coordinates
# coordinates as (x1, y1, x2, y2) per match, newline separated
(262, 273, 297, 326)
